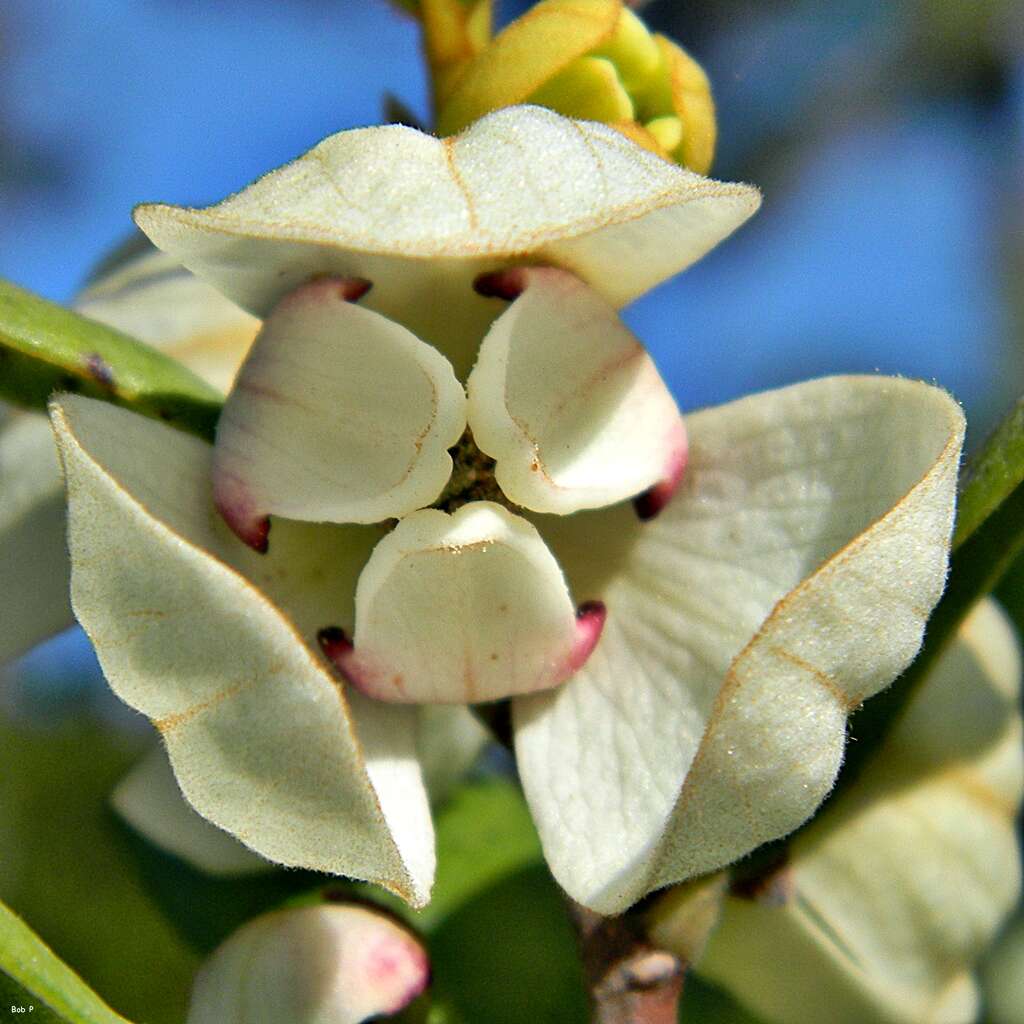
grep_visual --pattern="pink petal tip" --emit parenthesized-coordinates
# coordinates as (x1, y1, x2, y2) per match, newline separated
(633, 428, 687, 521)
(214, 477, 271, 553)
(317, 627, 398, 700)
(372, 936, 431, 1014)
(277, 275, 372, 312)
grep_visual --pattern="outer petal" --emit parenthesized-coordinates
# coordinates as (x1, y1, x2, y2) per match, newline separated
(0, 253, 259, 665)
(514, 376, 965, 913)
(134, 106, 759, 375)
(329, 502, 601, 704)
(0, 411, 73, 663)
(112, 744, 271, 876)
(187, 904, 428, 1024)
(697, 599, 1023, 1023)
(50, 395, 435, 906)
(213, 278, 465, 542)
(466, 267, 684, 513)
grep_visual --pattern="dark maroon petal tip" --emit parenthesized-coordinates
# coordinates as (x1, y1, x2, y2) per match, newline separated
(576, 600, 607, 622)
(317, 625, 354, 667)
(215, 493, 271, 553)
(633, 482, 673, 521)
(335, 277, 373, 302)
(278, 276, 373, 312)
(473, 267, 530, 301)
(566, 600, 607, 674)
(633, 443, 687, 521)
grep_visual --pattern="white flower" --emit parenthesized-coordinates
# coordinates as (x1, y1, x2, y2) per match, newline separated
(49, 106, 964, 913)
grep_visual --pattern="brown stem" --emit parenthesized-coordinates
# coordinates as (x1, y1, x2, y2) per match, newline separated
(569, 903, 685, 1024)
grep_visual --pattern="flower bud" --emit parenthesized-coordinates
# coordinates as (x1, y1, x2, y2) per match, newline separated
(436, 0, 716, 173)
(186, 904, 429, 1024)
(420, 0, 494, 108)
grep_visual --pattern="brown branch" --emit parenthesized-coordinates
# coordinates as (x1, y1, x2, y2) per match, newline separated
(569, 902, 685, 1024)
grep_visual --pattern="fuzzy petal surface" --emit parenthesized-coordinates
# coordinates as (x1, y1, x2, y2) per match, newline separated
(1, 255, 259, 664)
(112, 744, 271, 876)
(514, 376, 965, 913)
(134, 107, 759, 374)
(51, 395, 435, 906)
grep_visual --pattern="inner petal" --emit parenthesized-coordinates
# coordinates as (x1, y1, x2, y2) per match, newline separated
(466, 266, 685, 516)
(318, 501, 604, 704)
(213, 277, 467, 549)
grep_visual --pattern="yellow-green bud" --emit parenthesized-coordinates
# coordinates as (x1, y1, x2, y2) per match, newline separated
(436, 0, 716, 174)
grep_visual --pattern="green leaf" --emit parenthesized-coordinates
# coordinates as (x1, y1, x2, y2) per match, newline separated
(953, 395, 1024, 547)
(0, 972, 64, 1024)
(416, 777, 545, 931)
(384, 780, 587, 1023)
(298, 777, 544, 931)
(0, 278, 222, 440)
(679, 975, 773, 1023)
(428, 864, 588, 1024)
(116, 824, 325, 957)
(0, 902, 134, 1024)
(0, 715, 198, 1024)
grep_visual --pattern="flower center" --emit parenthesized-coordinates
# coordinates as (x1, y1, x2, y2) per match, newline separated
(433, 427, 516, 514)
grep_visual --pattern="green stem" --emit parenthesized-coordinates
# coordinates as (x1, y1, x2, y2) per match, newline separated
(0, 278, 223, 441)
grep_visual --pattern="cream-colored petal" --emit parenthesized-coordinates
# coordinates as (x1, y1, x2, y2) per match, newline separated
(76, 249, 260, 393)
(467, 267, 684, 514)
(515, 376, 965, 913)
(134, 107, 759, 376)
(51, 395, 434, 906)
(112, 744, 271, 876)
(325, 502, 603, 704)
(697, 598, 1023, 1024)
(0, 410, 74, 663)
(213, 278, 465, 544)
(187, 904, 428, 1024)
